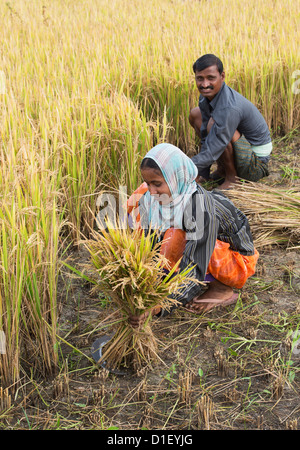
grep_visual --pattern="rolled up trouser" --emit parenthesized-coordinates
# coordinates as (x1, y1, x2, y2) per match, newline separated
(232, 135, 270, 182)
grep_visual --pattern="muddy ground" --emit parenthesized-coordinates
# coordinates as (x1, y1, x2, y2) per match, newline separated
(2, 133, 300, 431)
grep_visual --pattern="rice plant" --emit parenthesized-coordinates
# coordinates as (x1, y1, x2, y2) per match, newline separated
(0, 0, 299, 394)
(0, 146, 64, 388)
(84, 221, 198, 371)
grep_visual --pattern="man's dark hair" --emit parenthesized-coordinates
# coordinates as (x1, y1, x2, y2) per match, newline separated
(192, 54, 224, 74)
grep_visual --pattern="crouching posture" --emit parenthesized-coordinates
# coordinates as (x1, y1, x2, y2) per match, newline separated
(127, 143, 259, 326)
(189, 54, 272, 189)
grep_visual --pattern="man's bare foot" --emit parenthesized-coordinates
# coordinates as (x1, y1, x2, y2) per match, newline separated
(217, 177, 239, 190)
(209, 169, 225, 182)
(185, 280, 239, 313)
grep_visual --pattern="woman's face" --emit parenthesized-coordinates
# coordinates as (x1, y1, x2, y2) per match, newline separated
(141, 167, 171, 205)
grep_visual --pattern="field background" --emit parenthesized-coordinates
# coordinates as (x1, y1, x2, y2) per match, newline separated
(0, 0, 300, 430)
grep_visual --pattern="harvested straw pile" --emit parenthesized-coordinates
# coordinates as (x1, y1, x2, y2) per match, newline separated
(85, 221, 196, 371)
(226, 182, 300, 249)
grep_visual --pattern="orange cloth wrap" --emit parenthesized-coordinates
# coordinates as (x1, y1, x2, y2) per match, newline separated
(160, 228, 186, 271)
(127, 182, 149, 228)
(207, 239, 259, 289)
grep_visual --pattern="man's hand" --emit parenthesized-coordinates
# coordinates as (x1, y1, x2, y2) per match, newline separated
(195, 175, 207, 184)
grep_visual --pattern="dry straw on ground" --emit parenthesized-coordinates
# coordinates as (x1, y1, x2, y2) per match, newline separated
(226, 182, 300, 249)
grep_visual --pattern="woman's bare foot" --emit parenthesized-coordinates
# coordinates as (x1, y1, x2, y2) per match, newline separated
(185, 280, 239, 313)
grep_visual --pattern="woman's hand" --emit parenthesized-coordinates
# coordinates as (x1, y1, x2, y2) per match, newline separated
(128, 306, 161, 329)
(128, 311, 150, 329)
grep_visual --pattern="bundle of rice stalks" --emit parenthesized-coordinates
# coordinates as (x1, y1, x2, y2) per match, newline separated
(226, 182, 300, 249)
(85, 220, 197, 372)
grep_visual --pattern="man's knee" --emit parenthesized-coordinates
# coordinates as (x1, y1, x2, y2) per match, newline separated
(189, 107, 202, 128)
(231, 129, 241, 143)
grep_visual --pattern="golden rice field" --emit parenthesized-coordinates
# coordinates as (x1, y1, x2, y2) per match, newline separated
(0, 0, 300, 430)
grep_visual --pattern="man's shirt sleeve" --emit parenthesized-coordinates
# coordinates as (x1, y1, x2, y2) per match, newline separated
(191, 107, 241, 171)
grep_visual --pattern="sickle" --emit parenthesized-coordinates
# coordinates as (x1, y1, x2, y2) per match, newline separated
(91, 334, 128, 376)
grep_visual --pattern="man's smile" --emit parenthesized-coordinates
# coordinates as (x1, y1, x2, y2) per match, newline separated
(200, 86, 213, 91)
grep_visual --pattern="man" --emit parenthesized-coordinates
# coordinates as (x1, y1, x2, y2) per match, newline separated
(189, 54, 272, 189)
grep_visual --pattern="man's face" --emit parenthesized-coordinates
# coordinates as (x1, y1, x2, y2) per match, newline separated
(195, 65, 225, 101)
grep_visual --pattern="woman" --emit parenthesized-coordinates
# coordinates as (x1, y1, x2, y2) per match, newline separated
(128, 143, 258, 326)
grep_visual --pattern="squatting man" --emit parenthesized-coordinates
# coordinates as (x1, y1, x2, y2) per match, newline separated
(189, 54, 272, 189)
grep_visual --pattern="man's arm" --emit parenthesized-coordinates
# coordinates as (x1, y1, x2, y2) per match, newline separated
(191, 107, 241, 171)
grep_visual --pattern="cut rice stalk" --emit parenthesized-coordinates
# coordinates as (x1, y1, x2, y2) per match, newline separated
(84, 220, 199, 371)
(226, 182, 300, 248)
